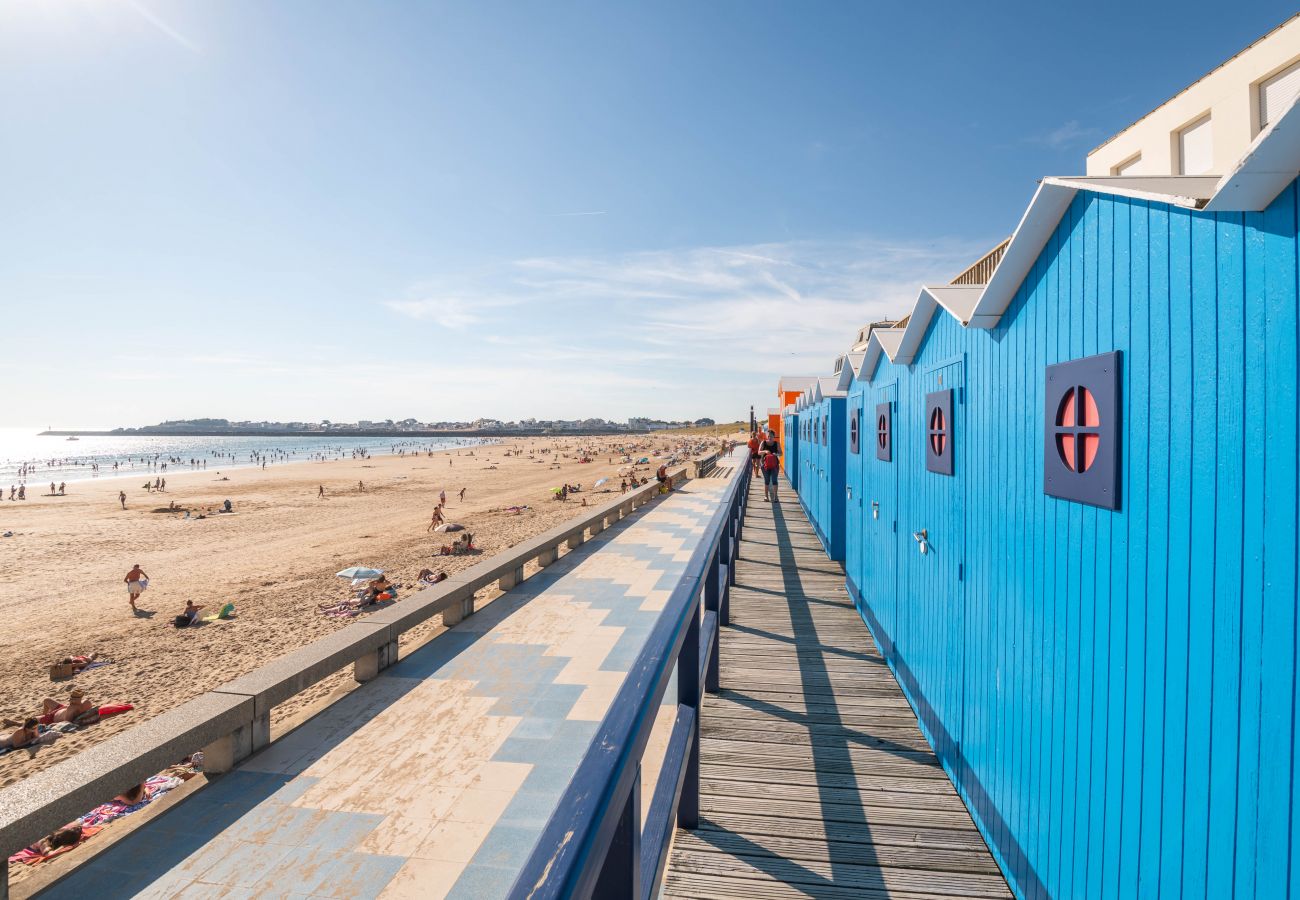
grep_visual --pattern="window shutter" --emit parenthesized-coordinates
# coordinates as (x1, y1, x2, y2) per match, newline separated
(1043, 351, 1121, 510)
(1178, 115, 1213, 175)
(1261, 60, 1300, 127)
(1113, 153, 1142, 176)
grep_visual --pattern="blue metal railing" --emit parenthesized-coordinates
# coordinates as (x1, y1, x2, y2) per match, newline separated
(509, 450, 751, 900)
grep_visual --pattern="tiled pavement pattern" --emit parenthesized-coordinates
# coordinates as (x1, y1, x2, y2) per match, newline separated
(46, 476, 732, 900)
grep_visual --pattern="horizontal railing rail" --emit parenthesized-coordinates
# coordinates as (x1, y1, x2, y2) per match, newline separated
(0, 460, 706, 893)
(509, 448, 751, 900)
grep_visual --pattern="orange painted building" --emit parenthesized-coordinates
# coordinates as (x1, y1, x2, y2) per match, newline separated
(775, 376, 817, 473)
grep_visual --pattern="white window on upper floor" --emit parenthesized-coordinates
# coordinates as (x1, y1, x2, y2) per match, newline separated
(1112, 153, 1142, 176)
(1178, 115, 1213, 175)
(1260, 58, 1300, 129)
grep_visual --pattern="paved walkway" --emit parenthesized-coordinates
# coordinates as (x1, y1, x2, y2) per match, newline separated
(46, 476, 733, 899)
(662, 476, 1011, 899)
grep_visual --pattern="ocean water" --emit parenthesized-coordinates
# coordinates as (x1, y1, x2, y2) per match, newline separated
(0, 428, 490, 487)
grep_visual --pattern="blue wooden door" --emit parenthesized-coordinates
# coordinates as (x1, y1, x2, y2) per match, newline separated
(845, 395, 865, 595)
(914, 358, 966, 764)
(867, 382, 899, 653)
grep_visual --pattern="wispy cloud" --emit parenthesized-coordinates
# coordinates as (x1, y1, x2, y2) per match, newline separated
(1029, 119, 1098, 150)
(383, 235, 995, 415)
(124, 0, 201, 52)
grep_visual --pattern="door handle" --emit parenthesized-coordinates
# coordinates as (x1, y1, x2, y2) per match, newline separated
(912, 528, 930, 555)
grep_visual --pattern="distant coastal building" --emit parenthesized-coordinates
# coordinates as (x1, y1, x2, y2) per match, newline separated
(1087, 12, 1300, 175)
(780, 16, 1300, 899)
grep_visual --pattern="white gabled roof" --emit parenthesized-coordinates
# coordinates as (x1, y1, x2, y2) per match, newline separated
(1206, 92, 1300, 210)
(855, 93, 1299, 381)
(832, 353, 864, 392)
(817, 375, 846, 399)
(778, 375, 819, 394)
(858, 328, 905, 382)
(893, 285, 985, 364)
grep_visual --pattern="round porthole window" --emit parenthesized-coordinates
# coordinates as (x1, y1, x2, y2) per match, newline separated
(1055, 386, 1101, 473)
(928, 406, 947, 456)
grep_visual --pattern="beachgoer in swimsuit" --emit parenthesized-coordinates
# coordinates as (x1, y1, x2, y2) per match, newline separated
(119, 491, 126, 509)
(0, 719, 39, 750)
(39, 689, 94, 725)
(183, 600, 203, 624)
(125, 564, 148, 611)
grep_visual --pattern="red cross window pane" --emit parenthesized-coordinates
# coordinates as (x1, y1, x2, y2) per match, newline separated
(928, 407, 947, 456)
(1055, 386, 1101, 473)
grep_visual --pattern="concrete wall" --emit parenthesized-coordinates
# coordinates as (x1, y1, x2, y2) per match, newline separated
(1086, 14, 1300, 175)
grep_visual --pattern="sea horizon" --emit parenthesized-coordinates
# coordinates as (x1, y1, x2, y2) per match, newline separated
(0, 427, 494, 488)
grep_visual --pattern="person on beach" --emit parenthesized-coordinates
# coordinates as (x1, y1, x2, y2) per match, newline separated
(119, 491, 126, 510)
(318, 485, 325, 499)
(182, 600, 203, 625)
(759, 429, 782, 502)
(124, 564, 148, 611)
(358, 481, 365, 492)
(458, 488, 466, 501)
(50, 482, 55, 496)
(58, 482, 65, 495)
(428, 506, 444, 531)
(38, 689, 95, 724)
(439, 490, 446, 507)
(417, 569, 448, 584)
(0, 719, 40, 751)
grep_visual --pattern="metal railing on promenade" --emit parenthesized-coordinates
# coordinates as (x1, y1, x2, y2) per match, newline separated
(509, 449, 752, 899)
(0, 462, 704, 899)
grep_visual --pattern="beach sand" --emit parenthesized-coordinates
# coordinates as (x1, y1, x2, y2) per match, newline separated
(0, 435, 714, 788)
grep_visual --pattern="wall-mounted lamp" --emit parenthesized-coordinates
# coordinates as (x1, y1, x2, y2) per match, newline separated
(912, 528, 929, 555)
(871, 501, 880, 520)
(846, 485, 853, 500)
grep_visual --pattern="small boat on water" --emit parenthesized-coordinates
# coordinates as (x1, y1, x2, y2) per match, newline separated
(66, 436, 79, 441)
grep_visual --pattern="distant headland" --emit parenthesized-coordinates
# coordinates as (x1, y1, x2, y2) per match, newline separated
(39, 416, 718, 439)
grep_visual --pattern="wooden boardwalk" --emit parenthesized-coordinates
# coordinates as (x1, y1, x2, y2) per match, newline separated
(662, 478, 1011, 899)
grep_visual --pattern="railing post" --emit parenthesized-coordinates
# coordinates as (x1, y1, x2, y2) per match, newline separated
(593, 769, 641, 900)
(677, 594, 701, 830)
(704, 548, 720, 694)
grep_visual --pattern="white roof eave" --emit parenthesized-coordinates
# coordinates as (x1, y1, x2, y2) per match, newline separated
(1206, 92, 1300, 212)
(831, 106, 1297, 371)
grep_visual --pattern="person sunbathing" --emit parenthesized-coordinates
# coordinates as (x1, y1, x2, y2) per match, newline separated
(114, 783, 147, 804)
(417, 569, 448, 584)
(58, 653, 101, 674)
(364, 576, 392, 603)
(39, 689, 95, 724)
(0, 719, 40, 750)
(25, 824, 82, 856)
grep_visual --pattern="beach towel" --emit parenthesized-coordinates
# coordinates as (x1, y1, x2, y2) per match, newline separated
(202, 602, 235, 622)
(91, 703, 134, 720)
(77, 775, 183, 828)
(7, 826, 103, 865)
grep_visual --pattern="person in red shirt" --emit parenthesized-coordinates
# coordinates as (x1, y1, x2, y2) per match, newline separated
(758, 430, 782, 502)
(747, 432, 761, 474)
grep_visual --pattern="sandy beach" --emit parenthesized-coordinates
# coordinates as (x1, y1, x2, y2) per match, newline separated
(0, 434, 717, 787)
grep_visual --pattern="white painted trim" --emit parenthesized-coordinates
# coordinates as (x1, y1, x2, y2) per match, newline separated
(1206, 90, 1300, 210)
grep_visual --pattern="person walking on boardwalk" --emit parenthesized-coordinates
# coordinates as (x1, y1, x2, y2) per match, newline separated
(747, 431, 761, 474)
(758, 429, 781, 502)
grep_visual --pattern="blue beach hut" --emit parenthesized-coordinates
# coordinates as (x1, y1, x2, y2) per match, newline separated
(836, 94, 1300, 899)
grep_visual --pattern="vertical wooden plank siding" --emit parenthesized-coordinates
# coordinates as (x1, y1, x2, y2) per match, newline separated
(825, 180, 1300, 900)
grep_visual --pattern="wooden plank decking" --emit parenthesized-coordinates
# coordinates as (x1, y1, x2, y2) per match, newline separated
(662, 478, 1011, 899)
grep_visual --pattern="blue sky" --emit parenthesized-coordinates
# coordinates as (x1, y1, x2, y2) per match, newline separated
(1, 0, 1293, 427)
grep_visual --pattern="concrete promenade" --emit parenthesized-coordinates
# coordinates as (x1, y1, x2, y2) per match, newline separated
(43, 475, 732, 899)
